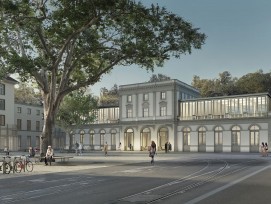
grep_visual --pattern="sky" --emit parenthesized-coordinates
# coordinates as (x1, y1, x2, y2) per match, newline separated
(90, 0, 271, 96)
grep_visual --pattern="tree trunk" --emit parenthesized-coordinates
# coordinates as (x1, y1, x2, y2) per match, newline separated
(40, 116, 54, 155)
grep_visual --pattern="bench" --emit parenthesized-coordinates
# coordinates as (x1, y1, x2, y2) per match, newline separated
(37, 156, 73, 163)
(53, 156, 73, 162)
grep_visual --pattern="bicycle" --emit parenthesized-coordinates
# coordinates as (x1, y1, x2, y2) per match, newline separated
(14, 155, 33, 173)
(0, 156, 12, 174)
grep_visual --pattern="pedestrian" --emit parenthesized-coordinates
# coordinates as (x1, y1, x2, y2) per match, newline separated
(104, 142, 108, 156)
(168, 142, 172, 152)
(4, 146, 9, 155)
(165, 142, 168, 153)
(260, 142, 265, 157)
(129, 143, 132, 151)
(78, 143, 83, 156)
(29, 146, 35, 157)
(265, 142, 268, 157)
(75, 141, 79, 155)
(149, 141, 156, 165)
(44, 145, 54, 166)
(118, 142, 122, 150)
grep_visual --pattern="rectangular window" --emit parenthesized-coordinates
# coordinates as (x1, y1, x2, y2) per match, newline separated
(0, 83, 5, 95)
(36, 136, 40, 148)
(127, 109, 132, 118)
(127, 95, 132, 102)
(27, 120, 31, 131)
(161, 92, 166, 100)
(36, 110, 40, 116)
(0, 115, 5, 126)
(143, 108, 149, 117)
(17, 107, 22, 113)
(27, 108, 31, 115)
(18, 135, 21, 148)
(36, 121, 40, 131)
(160, 106, 166, 116)
(0, 99, 5, 110)
(143, 94, 149, 101)
(27, 136, 31, 147)
(17, 119, 22, 130)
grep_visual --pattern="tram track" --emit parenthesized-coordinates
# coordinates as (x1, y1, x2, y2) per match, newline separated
(116, 159, 256, 204)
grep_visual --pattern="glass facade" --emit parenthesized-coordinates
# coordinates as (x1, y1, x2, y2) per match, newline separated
(180, 94, 271, 120)
(93, 107, 119, 123)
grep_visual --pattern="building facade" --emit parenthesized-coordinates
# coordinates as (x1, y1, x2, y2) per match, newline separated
(69, 80, 271, 153)
(0, 77, 17, 150)
(0, 77, 66, 151)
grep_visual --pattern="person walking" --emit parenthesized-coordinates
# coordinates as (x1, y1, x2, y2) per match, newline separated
(149, 141, 157, 165)
(44, 145, 54, 166)
(260, 142, 265, 156)
(104, 142, 108, 156)
(78, 143, 83, 156)
(168, 142, 172, 152)
(29, 147, 35, 157)
(265, 142, 268, 157)
(4, 146, 9, 156)
(75, 141, 79, 156)
(165, 142, 168, 153)
(118, 142, 122, 150)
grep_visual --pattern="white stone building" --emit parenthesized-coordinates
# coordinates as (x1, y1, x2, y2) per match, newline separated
(69, 80, 271, 153)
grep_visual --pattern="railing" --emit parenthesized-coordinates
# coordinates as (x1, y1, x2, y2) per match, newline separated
(180, 112, 269, 120)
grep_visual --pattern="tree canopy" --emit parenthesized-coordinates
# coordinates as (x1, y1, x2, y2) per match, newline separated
(14, 82, 42, 105)
(56, 89, 98, 149)
(192, 70, 271, 97)
(148, 73, 171, 82)
(99, 84, 119, 106)
(0, 0, 206, 152)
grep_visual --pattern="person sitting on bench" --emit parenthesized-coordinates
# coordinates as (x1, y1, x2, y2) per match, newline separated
(45, 145, 54, 166)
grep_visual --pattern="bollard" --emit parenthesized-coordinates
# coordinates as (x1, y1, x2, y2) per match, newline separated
(3, 161, 6, 174)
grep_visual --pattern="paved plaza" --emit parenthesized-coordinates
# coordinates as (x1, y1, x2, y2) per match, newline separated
(1, 151, 271, 204)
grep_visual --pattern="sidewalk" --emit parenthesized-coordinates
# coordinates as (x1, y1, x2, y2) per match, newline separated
(0, 151, 152, 177)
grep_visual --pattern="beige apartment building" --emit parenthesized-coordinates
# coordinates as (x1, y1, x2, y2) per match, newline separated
(0, 77, 65, 151)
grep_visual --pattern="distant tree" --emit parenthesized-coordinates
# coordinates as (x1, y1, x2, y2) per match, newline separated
(148, 74, 171, 82)
(15, 82, 42, 105)
(236, 69, 271, 94)
(0, 0, 206, 153)
(192, 75, 216, 97)
(99, 84, 119, 106)
(192, 70, 271, 97)
(216, 71, 239, 96)
(56, 89, 98, 150)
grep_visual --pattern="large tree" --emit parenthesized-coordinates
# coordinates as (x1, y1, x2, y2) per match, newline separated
(0, 0, 206, 153)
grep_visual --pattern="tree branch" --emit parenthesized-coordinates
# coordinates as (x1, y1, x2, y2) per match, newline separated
(52, 17, 98, 71)
(36, 27, 55, 61)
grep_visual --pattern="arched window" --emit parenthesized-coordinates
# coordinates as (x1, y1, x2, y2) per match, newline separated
(80, 130, 85, 144)
(250, 125, 259, 146)
(214, 126, 223, 145)
(111, 129, 117, 146)
(100, 130, 106, 145)
(89, 130, 94, 145)
(183, 127, 191, 145)
(70, 130, 75, 145)
(231, 126, 241, 145)
(198, 127, 206, 145)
